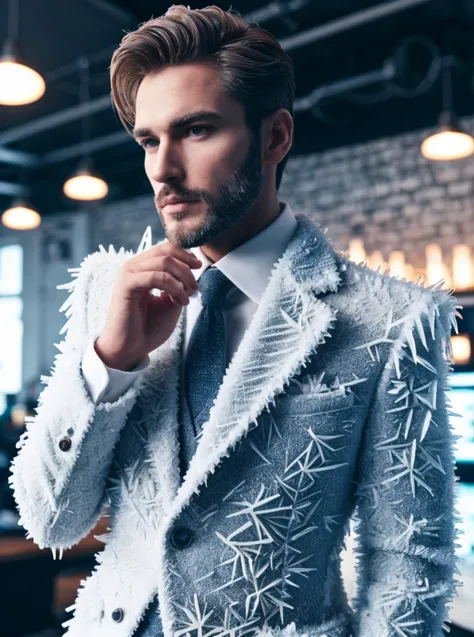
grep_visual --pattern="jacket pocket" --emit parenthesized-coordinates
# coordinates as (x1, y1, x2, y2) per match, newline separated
(275, 389, 355, 415)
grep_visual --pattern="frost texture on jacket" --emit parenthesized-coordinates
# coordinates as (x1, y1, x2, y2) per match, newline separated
(9, 213, 463, 637)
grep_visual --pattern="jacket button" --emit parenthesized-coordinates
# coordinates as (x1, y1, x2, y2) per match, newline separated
(58, 436, 72, 452)
(170, 525, 194, 549)
(111, 608, 124, 622)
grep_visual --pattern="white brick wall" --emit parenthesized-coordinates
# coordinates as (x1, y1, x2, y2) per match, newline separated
(278, 114, 474, 271)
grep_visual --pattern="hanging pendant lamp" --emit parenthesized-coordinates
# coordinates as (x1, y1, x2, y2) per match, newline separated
(2, 198, 41, 230)
(63, 57, 108, 201)
(0, 0, 45, 105)
(63, 157, 109, 201)
(421, 56, 474, 161)
(1, 169, 41, 230)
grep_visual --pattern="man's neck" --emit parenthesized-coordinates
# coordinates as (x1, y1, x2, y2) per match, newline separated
(199, 199, 282, 263)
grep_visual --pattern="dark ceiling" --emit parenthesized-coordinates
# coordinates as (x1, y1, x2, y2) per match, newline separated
(1, 0, 474, 217)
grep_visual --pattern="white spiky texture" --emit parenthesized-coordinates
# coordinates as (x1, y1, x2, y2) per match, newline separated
(8, 215, 462, 637)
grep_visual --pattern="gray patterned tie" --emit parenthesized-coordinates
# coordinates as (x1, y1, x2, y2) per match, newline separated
(184, 266, 236, 435)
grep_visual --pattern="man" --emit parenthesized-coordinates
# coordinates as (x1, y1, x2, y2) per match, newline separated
(9, 5, 461, 637)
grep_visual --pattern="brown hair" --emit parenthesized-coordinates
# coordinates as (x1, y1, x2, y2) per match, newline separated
(110, 4, 295, 190)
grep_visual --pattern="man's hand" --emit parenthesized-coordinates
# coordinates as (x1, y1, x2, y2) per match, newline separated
(95, 243, 201, 370)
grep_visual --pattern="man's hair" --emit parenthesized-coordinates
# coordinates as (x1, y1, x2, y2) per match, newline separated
(110, 4, 295, 190)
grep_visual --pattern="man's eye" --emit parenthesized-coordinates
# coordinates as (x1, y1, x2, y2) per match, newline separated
(141, 138, 158, 149)
(187, 125, 211, 136)
(140, 126, 211, 149)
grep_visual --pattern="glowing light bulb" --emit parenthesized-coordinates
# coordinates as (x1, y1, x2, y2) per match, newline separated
(2, 204, 41, 230)
(0, 57, 45, 105)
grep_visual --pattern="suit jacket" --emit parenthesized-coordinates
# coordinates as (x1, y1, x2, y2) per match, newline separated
(9, 213, 462, 637)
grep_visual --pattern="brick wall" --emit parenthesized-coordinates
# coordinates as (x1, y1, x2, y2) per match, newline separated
(89, 115, 474, 273)
(279, 115, 474, 273)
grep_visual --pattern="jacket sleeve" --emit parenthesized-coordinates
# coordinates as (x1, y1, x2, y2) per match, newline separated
(81, 337, 150, 404)
(8, 249, 143, 554)
(350, 288, 464, 637)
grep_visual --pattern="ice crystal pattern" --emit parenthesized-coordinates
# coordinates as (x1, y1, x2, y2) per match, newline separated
(189, 410, 350, 632)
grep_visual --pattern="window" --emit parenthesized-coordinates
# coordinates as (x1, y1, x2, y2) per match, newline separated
(0, 245, 23, 415)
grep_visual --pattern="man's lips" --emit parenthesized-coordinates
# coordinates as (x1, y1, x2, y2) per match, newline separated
(162, 200, 200, 214)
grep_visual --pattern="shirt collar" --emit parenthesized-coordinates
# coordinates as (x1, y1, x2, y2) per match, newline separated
(188, 200, 297, 304)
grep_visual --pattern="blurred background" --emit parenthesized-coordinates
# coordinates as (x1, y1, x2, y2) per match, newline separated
(1, 0, 474, 635)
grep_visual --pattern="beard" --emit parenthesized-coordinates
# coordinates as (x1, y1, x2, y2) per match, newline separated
(155, 126, 265, 249)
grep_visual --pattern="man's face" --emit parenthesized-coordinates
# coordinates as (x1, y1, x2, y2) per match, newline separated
(134, 62, 265, 249)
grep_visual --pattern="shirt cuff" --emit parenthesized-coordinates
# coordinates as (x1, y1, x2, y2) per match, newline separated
(81, 338, 150, 404)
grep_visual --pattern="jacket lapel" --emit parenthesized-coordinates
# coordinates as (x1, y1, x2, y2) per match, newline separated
(152, 213, 344, 521)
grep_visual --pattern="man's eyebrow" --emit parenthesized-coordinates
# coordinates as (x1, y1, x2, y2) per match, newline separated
(132, 111, 223, 139)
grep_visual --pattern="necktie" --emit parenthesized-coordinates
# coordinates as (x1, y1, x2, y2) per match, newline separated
(184, 266, 236, 436)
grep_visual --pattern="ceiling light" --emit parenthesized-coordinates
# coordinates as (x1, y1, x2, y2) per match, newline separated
(63, 58, 108, 201)
(63, 159, 108, 201)
(0, 0, 45, 106)
(2, 199, 41, 230)
(421, 112, 474, 160)
(421, 56, 474, 161)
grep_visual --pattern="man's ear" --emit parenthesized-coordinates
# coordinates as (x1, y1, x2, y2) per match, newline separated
(262, 108, 293, 165)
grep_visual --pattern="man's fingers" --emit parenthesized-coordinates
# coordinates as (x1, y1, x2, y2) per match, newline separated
(130, 241, 202, 269)
(127, 256, 199, 295)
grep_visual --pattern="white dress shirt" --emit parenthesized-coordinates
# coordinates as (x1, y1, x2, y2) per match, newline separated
(81, 200, 297, 404)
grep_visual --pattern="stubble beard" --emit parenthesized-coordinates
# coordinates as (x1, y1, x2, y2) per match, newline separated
(156, 127, 264, 249)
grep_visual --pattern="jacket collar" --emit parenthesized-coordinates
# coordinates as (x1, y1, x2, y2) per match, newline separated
(189, 200, 298, 304)
(135, 213, 342, 522)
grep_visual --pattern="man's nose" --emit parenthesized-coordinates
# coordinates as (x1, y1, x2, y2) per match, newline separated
(148, 142, 184, 183)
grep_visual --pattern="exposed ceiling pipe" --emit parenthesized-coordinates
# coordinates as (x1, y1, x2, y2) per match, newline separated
(0, 181, 27, 196)
(81, 0, 137, 24)
(0, 0, 433, 186)
(42, 130, 129, 164)
(0, 146, 39, 167)
(44, 45, 116, 84)
(278, 0, 431, 51)
(294, 61, 395, 112)
(243, 0, 309, 26)
(0, 95, 111, 145)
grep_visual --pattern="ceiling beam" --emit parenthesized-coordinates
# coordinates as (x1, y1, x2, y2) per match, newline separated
(0, 147, 40, 167)
(42, 130, 131, 164)
(0, 95, 112, 145)
(279, 0, 431, 51)
(0, 0, 432, 156)
(81, 0, 137, 24)
(44, 45, 116, 84)
(0, 182, 28, 197)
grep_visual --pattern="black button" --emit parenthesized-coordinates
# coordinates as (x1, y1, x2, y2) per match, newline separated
(170, 525, 194, 549)
(112, 608, 124, 622)
(58, 436, 72, 452)
(67, 427, 74, 436)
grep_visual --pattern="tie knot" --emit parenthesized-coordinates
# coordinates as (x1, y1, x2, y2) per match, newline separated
(199, 267, 235, 308)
